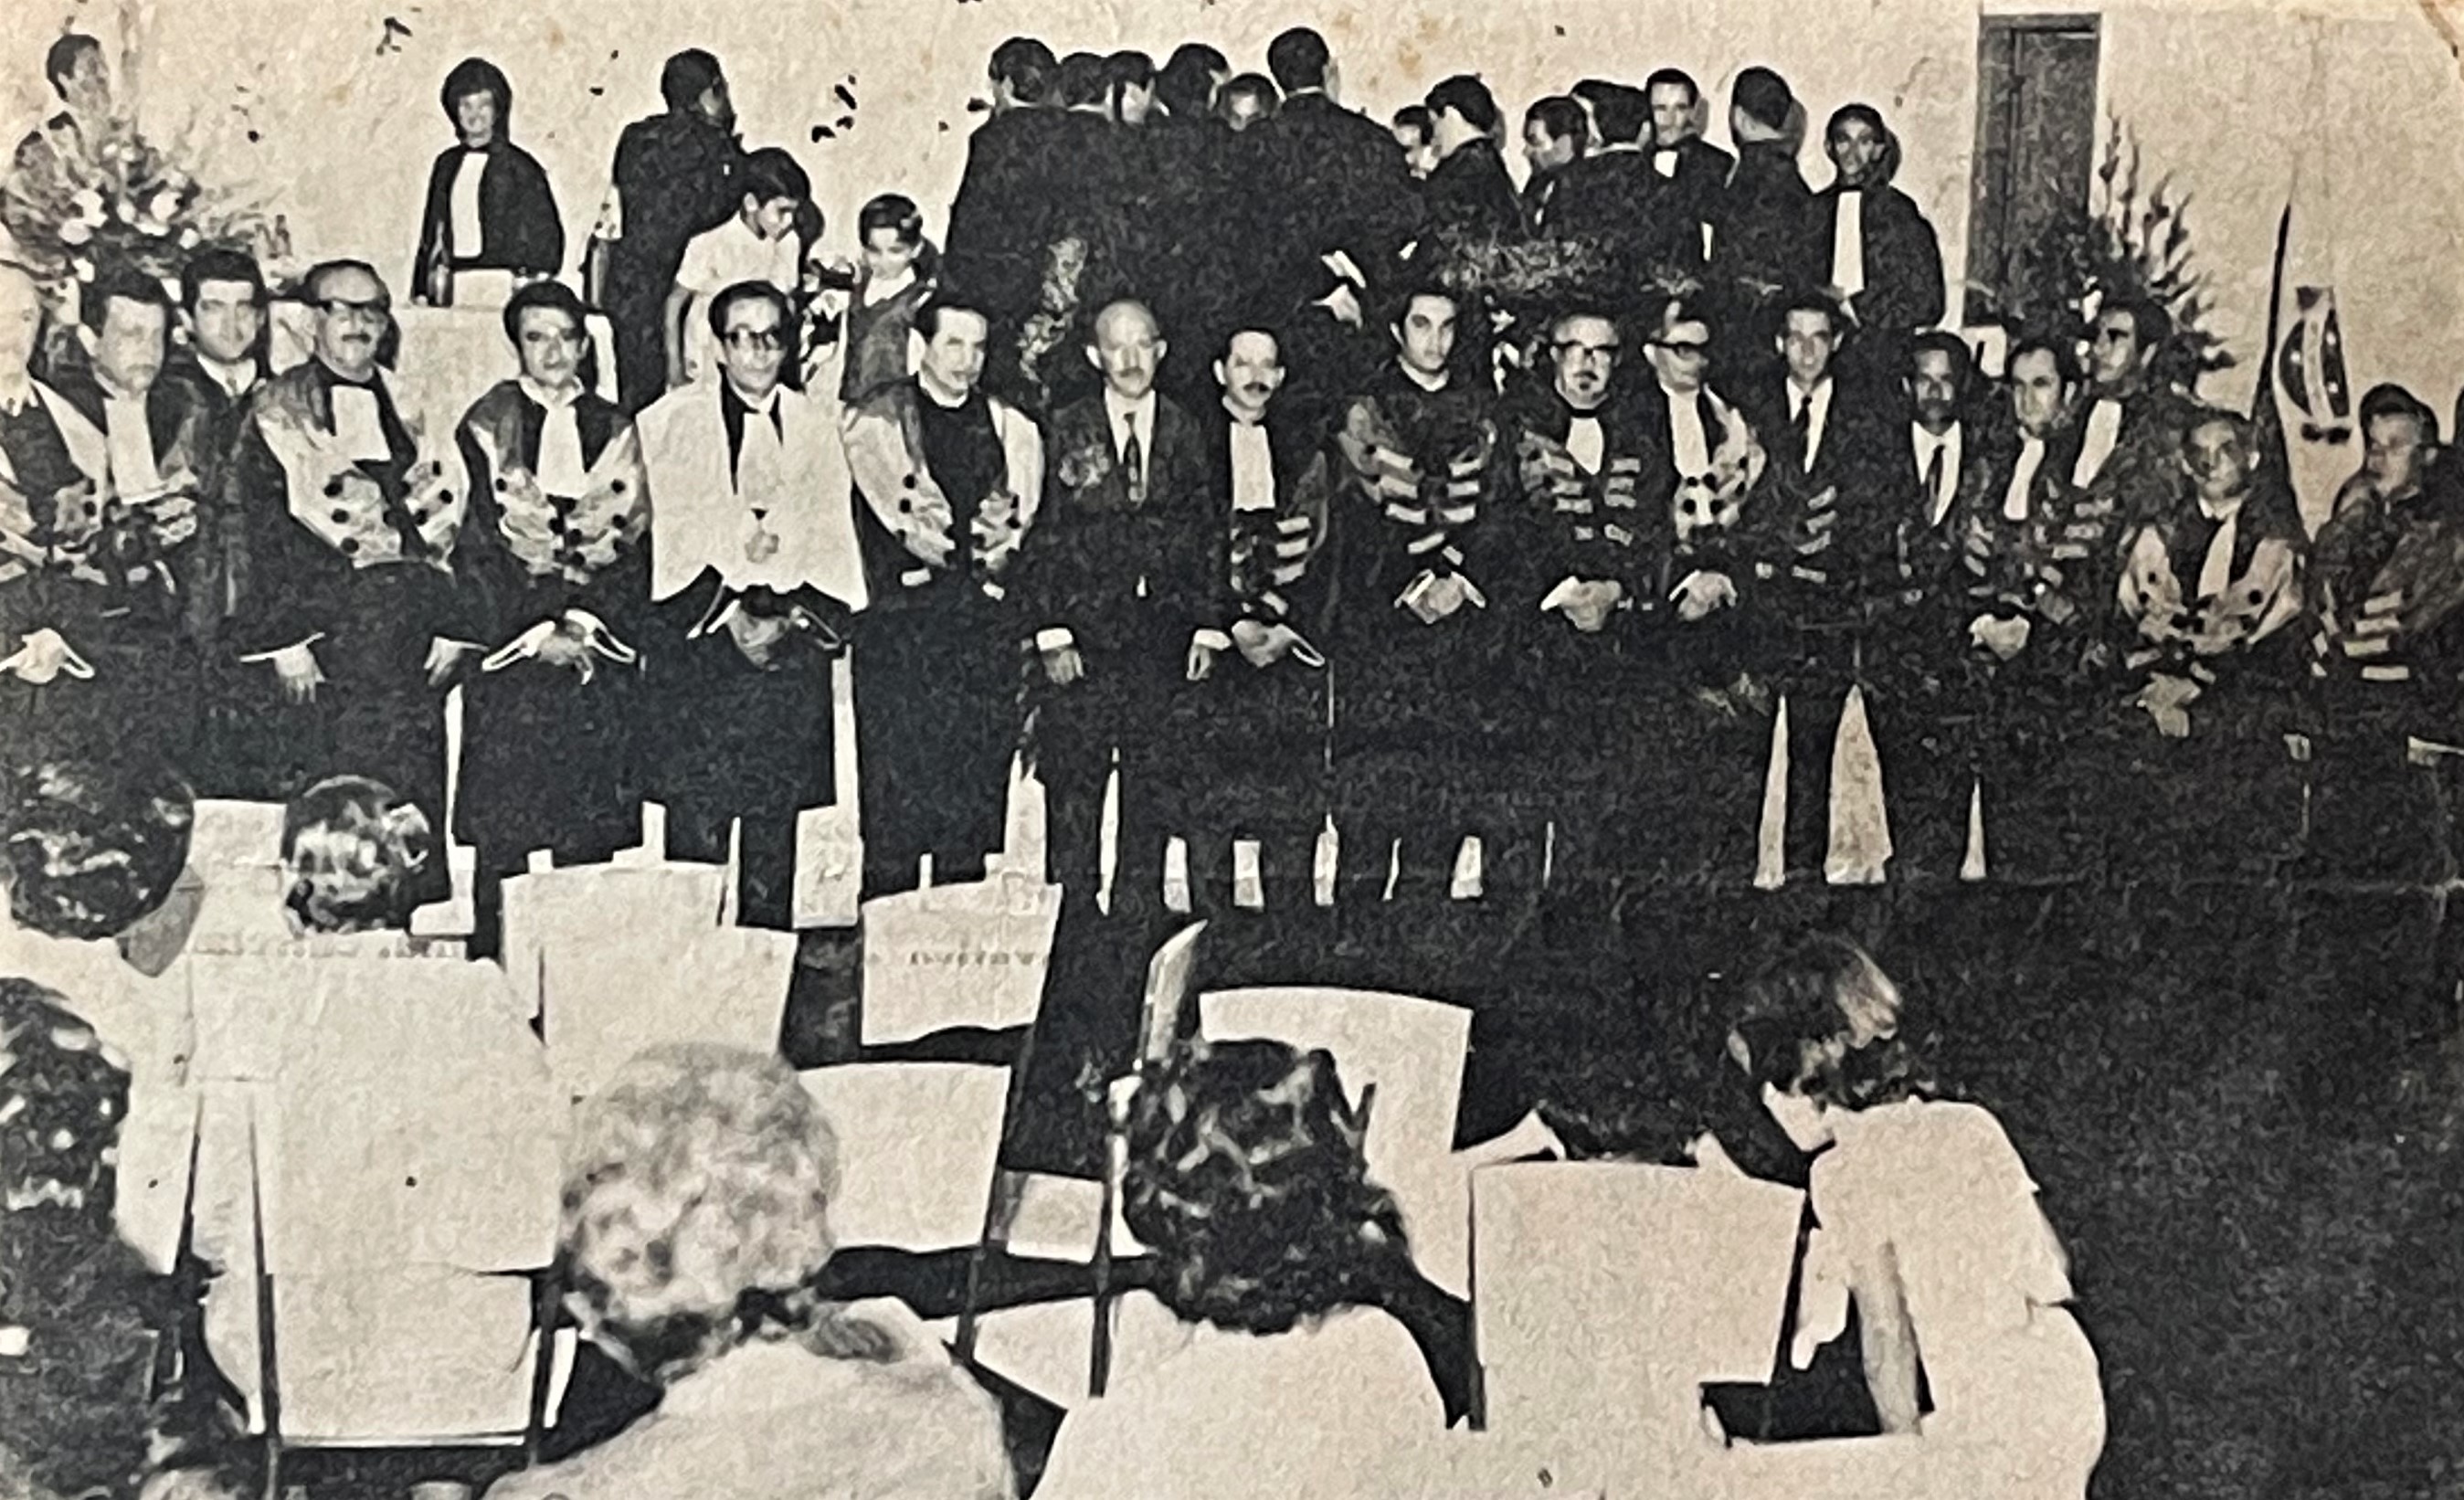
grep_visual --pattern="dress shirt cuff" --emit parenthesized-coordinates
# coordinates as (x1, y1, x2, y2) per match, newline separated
(562, 608, 608, 636)
(1191, 629, 1232, 653)
(1034, 628, 1075, 652)
(237, 633, 324, 664)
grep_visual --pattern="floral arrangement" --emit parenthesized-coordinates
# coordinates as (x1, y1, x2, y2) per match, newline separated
(2, 110, 279, 307)
(1992, 118, 2233, 394)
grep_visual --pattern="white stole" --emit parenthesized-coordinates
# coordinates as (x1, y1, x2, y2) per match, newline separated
(1831, 190, 1866, 298)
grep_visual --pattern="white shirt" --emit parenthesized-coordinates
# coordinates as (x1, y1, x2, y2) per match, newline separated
(675, 216, 804, 384)
(2004, 434, 2046, 523)
(449, 149, 489, 259)
(198, 354, 258, 402)
(1788, 376, 1835, 472)
(859, 267, 916, 309)
(1566, 413, 1606, 474)
(1653, 147, 1679, 179)
(98, 379, 164, 499)
(2194, 493, 2242, 600)
(1911, 422, 1962, 526)
(2072, 396, 2124, 487)
(731, 384, 787, 502)
(1662, 383, 1711, 478)
(1104, 387, 1157, 487)
(1831, 189, 1867, 298)
(1227, 417, 1274, 512)
(521, 376, 588, 495)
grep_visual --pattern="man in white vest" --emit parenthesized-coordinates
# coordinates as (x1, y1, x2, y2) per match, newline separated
(638, 280, 867, 928)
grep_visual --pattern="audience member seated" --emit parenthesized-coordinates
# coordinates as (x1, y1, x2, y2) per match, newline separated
(277, 775, 435, 935)
(1720, 935, 2105, 1496)
(484, 1044, 1015, 1500)
(1032, 1037, 1451, 1499)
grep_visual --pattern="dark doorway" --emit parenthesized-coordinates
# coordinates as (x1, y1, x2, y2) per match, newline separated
(1966, 15, 2102, 325)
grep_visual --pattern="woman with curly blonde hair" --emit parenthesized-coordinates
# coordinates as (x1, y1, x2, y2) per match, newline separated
(1031, 1037, 1448, 1500)
(484, 1045, 1013, 1500)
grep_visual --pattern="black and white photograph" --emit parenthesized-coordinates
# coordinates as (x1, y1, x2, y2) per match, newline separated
(4, 1, 2464, 1495)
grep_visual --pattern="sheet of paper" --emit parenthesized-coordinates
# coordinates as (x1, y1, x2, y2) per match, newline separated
(798, 1062, 1010, 1252)
(1198, 987, 1474, 1296)
(1471, 1161, 1804, 1444)
(271, 1267, 540, 1442)
(503, 862, 729, 1022)
(858, 875, 1060, 1046)
(1138, 919, 1205, 1064)
(1000, 1171, 1143, 1262)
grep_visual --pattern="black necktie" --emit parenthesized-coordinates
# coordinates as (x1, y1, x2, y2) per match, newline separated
(1791, 395, 1813, 471)
(1123, 426, 1146, 507)
(1921, 442, 1948, 521)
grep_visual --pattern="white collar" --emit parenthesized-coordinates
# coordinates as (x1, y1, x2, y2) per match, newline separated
(1400, 364, 1450, 394)
(861, 268, 916, 307)
(1789, 375, 1832, 410)
(518, 375, 581, 411)
(726, 380, 783, 417)
(0, 375, 32, 416)
(1104, 386, 1156, 430)
(199, 354, 258, 396)
(1913, 420, 1957, 450)
(2196, 491, 2247, 524)
(93, 368, 145, 404)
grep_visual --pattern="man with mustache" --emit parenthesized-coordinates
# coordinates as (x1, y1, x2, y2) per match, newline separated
(1171, 321, 1337, 919)
(218, 260, 477, 903)
(1497, 304, 1664, 902)
(1014, 299, 1211, 915)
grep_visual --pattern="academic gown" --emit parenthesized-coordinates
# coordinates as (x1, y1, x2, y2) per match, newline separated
(219, 360, 474, 897)
(452, 379, 650, 868)
(844, 378, 1043, 895)
(1544, 147, 1697, 308)
(1805, 182, 1946, 376)
(163, 350, 282, 796)
(1166, 402, 1338, 908)
(9, 367, 217, 766)
(1014, 391, 1215, 905)
(1243, 91, 1424, 322)
(1708, 141, 1816, 381)
(636, 378, 867, 927)
(415, 140, 566, 288)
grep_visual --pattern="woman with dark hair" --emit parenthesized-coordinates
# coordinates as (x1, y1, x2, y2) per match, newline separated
(452, 279, 649, 956)
(1031, 1038, 1449, 1499)
(1719, 935, 2105, 1497)
(413, 58, 566, 306)
(482, 1045, 1012, 1499)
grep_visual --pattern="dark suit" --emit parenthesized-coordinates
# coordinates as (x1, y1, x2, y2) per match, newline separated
(1421, 140, 1527, 249)
(1243, 91, 1423, 316)
(1740, 373, 1898, 876)
(1017, 391, 1214, 909)
(1708, 141, 1815, 384)
(1543, 148, 1694, 313)
(604, 109, 740, 411)
(1654, 135, 1733, 263)
(414, 141, 566, 289)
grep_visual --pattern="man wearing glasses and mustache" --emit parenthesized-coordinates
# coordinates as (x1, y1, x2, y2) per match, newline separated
(637, 280, 867, 929)
(219, 259, 477, 904)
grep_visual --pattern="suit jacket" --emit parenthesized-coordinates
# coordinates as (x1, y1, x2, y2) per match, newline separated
(636, 381, 867, 610)
(605, 111, 741, 312)
(1421, 140, 1527, 250)
(1245, 92, 1423, 310)
(1805, 183, 1945, 343)
(945, 108, 1078, 323)
(1710, 141, 1816, 309)
(416, 142, 566, 285)
(1740, 373, 1900, 631)
(1655, 135, 1733, 259)
(1017, 392, 1214, 670)
(1545, 147, 1694, 292)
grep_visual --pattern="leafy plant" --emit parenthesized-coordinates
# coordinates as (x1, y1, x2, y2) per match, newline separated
(1992, 118, 2232, 394)
(2, 109, 278, 308)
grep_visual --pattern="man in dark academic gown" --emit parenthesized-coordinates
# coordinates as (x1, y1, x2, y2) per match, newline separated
(1645, 69, 1732, 267)
(220, 261, 479, 901)
(638, 281, 868, 929)
(1803, 104, 1945, 385)
(1708, 68, 1816, 388)
(2069, 296, 2196, 527)
(1545, 83, 1693, 318)
(598, 50, 741, 412)
(1169, 322, 1337, 918)
(452, 281, 650, 955)
(844, 291, 1042, 898)
(1497, 306, 1666, 904)
(944, 38, 1067, 365)
(1326, 283, 1536, 910)
(1243, 28, 1422, 326)
(1737, 293, 1898, 882)
(1419, 76, 1527, 255)
(1014, 300, 1214, 914)
(0, 263, 208, 772)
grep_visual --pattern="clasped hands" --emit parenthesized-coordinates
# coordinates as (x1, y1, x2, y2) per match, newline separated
(0, 628, 95, 685)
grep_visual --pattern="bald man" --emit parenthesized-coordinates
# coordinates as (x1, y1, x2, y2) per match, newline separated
(1015, 300, 1215, 912)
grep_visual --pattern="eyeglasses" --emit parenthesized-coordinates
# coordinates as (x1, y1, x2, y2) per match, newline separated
(1554, 341, 1620, 360)
(317, 298, 390, 321)
(1655, 340, 1711, 357)
(723, 328, 785, 351)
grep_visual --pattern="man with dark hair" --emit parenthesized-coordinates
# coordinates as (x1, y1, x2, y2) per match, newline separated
(2070, 294, 2193, 525)
(37, 265, 217, 766)
(1171, 322, 1337, 918)
(217, 261, 476, 886)
(1708, 66, 1815, 386)
(636, 279, 868, 927)
(1520, 96, 1588, 231)
(1644, 67, 1731, 262)
(1498, 304, 1665, 901)
(1326, 280, 1529, 911)
(945, 37, 1068, 413)
(2306, 383, 2463, 880)
(1142, 50, 1244, 407)
(1740, 291, 1898, 881)
(1016, 300, 1213, 914)
(1105, 50, 1157, 125)
(1245, 28, 1421, 333)
(989, 35, 1059, 109)
(1806, 102, 1945, 381)
(1155, 43, 1228, 121)
(1219, 72, 1281, 132)
(843, 290, 1043, 899)
(11, 33, 110, 185)
(597, 49, 742, 411)
(1421, 76, 1524, 251)
(1543, 80, 1690, 312)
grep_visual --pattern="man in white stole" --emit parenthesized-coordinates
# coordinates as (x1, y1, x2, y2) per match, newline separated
(638, 280, 867, 928)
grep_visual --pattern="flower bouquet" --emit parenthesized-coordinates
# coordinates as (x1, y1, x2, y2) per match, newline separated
(3, 111, 274, 307)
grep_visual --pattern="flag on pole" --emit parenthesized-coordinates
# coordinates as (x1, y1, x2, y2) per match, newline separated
(2252, 200, 2357, 533)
